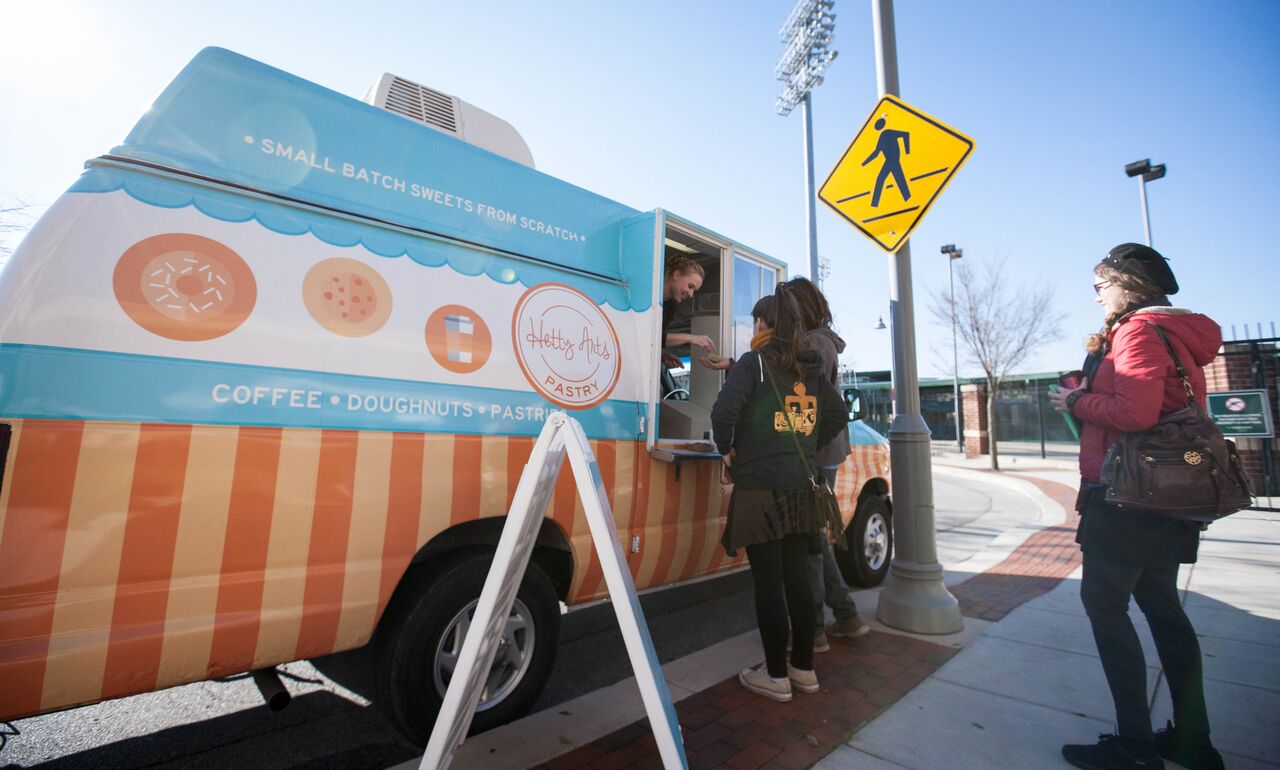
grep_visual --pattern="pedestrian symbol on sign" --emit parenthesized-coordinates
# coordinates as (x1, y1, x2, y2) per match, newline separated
(863, 118, 912, 207)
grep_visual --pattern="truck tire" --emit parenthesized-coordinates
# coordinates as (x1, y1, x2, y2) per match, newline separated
(374, 552, 560, 746)
(835, 495, 892, 587)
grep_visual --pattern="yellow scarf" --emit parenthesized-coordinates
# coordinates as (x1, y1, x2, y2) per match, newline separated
(750, 328, 773, 351)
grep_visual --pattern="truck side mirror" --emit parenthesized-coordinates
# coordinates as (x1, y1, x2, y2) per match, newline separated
(843, 388, 867, 422)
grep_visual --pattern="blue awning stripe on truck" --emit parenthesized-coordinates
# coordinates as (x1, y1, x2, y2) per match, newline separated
(70, 166, 648, 313)
(108, 48, 648, 300)
(0, 344, 643, 440)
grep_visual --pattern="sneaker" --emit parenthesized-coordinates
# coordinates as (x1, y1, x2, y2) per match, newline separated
(787, 663, 819, 694)
(1153, 721, 1224, 770)
(787, 631, 830, 653)
(739, 664, 792, 702)
(1062, 734, 1164, 770)
(827, 614, 870, 638)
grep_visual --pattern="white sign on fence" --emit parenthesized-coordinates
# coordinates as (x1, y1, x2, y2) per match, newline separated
(420, 412, 688, 770)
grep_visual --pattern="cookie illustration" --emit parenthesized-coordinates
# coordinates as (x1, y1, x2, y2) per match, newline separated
(301, 258, 392, 337)
(113, 233, 257, 341)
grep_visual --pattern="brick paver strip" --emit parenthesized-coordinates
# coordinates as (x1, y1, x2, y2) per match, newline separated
(532, 471, 1080, 769)
(949, 474, 1083, 621)
(532, 632, 957, 770)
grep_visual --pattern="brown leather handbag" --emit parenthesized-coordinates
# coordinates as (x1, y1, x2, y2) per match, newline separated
(1100, 326, 1254, 522)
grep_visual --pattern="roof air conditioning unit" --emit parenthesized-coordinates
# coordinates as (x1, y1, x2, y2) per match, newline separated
(362, 74, 535, 169)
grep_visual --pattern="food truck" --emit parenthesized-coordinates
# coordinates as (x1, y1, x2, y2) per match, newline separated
(0, 48, 891, 743)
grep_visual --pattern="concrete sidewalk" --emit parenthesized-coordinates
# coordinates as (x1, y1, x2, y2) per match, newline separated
(426, 462, 1280, 769)
(818, 479, 1280, 769)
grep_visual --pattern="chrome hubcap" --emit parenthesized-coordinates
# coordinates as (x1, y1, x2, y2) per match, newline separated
(863, 512, 888, 571)
(433, 597, 535, 711)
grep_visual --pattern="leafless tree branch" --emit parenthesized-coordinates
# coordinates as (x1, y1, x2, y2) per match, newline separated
(0, 198, 33, 258)
(928, 257, 1065, 469)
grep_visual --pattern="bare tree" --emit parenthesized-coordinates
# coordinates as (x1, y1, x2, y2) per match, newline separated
(929, 257, 1065, 470)
(1, 198, 32, 262)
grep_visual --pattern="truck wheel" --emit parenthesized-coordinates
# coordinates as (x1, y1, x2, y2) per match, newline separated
(374, 553, 560, 746)
(835, 495, 892, 587)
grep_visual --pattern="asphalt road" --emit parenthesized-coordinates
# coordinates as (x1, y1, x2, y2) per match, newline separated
(0, 473, 1033, 769)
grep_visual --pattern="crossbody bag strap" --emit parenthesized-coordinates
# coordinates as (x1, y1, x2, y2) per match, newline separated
(764, 364, 820, 490)
(1146, 323, 1196, 405)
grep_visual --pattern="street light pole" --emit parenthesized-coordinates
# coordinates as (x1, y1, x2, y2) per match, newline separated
(871, 0, 962, 635)
(1124, 159, 1166, 247)
(1138, 177, 1151, 246)
(941, 244, 963, 452)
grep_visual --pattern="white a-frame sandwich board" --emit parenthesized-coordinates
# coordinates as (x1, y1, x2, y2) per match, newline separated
(420, 412, 688, 770)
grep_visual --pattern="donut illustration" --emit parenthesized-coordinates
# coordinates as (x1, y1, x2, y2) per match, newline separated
(113, 233, 257, 341)
(301, 258, 393, 337)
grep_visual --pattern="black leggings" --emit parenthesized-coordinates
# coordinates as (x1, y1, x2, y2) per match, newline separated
(746, 534, 816, 678)
(1080, 554, 1211, 741)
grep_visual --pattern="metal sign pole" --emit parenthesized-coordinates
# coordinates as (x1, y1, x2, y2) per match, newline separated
(869, 0, 962, 635)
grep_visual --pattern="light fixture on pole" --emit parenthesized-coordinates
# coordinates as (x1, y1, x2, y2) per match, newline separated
(874, 316, 887, 330)
(1124, 158, 1166, 247)
(775, 0, 837, 283)
(941, 244, 964, 452)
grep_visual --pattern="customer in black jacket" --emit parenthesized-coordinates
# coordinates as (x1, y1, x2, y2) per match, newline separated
(782, 277, 870, 649)
(711, 286, 847, 703)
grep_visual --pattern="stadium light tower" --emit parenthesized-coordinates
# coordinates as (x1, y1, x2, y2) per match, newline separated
(775, 0, 837, 283)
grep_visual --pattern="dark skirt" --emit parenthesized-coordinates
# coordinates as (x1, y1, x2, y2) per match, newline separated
(721, 488, 824, 556)
(1074, 482, 1201, 566)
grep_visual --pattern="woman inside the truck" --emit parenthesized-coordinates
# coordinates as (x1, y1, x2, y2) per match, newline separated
(662, 255, 731, 372)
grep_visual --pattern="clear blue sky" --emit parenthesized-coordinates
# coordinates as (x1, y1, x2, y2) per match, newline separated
(3, 0, 1278, 379)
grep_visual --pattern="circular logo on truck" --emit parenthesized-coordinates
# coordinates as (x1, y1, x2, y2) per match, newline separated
(425, 304, 492, 373)
(114, 233, 257, 341)
(301, 258, 393, 337)
(511, 283, 621, 410)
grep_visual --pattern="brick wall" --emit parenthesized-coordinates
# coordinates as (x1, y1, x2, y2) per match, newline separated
(961, 383, 988, 459)
(1207, 341, 1279, 493)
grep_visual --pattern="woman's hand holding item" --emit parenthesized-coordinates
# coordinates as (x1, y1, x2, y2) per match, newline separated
(1048, 378, 1088, 413)
(688, 334, 716, 352)
(663, 332, 716, 352)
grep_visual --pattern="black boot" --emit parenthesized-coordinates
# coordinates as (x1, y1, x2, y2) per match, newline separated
(1062, 734, 1164, 770)
(1153, 721, 1224, 770)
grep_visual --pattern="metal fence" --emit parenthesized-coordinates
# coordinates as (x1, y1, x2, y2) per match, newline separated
(992, 378, 1080, 460)
(858, 380, 1081, 460)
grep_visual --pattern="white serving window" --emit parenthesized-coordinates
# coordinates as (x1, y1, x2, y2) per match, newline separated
(731, 253, 780, 360)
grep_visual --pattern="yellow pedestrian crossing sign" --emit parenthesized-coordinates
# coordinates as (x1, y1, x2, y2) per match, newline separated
(819, 95, 974, 253)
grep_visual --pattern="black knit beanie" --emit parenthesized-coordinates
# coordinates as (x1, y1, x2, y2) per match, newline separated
(1100, 243, 1178, 295)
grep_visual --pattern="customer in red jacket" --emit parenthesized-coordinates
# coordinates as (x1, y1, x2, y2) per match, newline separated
(1049, 244, 1224, 770)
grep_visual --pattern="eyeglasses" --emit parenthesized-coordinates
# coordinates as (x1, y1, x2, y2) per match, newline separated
(1093, 281, 1112, 295)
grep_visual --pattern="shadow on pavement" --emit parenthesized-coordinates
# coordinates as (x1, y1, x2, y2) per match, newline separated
(13, 690, 415, 770)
